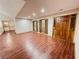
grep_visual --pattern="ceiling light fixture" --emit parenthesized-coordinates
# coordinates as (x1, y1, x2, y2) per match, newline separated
(41, 8, 45, 13)
(32, 12, 36, 17)
(28, 16, 31, 18)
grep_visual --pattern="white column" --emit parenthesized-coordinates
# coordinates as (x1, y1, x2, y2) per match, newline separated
(48, 16, 54, 36)
(74, 12, 79, 59)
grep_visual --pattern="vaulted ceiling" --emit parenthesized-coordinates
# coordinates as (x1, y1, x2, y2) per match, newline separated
(0, 0, 79, 19)
(17, 0, 79, 19)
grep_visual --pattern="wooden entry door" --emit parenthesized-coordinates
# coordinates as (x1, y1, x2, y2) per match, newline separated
(54, 16, 70, 40)
(53, 14, 76, 41)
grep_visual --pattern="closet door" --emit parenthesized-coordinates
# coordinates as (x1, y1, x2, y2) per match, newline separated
(45, 19, 48, 34)
(33, 21, 35, 31)
(39, 19, 48, 34)
(39, 20, 42, 32)
(38, 20, 40, 32)
(41, 20, 46, 33)
(33, 21, 38, 32)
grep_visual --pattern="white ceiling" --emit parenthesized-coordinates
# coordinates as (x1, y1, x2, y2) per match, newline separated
(17, 0, 79, 19)
(0, 0, 79, 19)
(0, 0, 25, 18)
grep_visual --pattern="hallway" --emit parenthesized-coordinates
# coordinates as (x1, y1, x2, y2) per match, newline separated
(0, 32, 74, 59)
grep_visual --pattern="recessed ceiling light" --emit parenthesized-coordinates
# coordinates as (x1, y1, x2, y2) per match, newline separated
(41, 8, 45, 13)
(32, 12, 36, 16)
(28, 16, 31, 18)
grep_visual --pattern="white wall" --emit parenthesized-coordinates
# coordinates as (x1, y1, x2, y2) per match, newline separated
(74, 12, 79, 59)
(48, 17, 54, 36)
(0, 21, 3, 35)
(0, 0, 25, 34)
(0, 13, 4, 35)
(15, 19, 33, 34)
(9, 20, 15, 30)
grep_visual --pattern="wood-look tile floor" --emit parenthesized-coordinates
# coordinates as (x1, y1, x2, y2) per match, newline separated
(0, 32, 74, 59)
